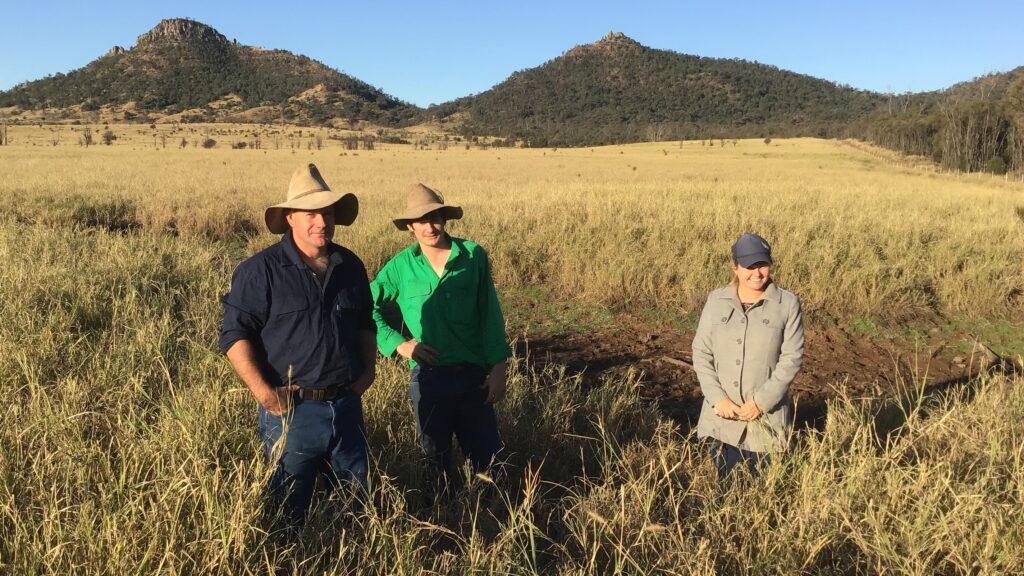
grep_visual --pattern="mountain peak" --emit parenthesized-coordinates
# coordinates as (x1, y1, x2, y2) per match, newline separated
(566, 31, 643, 58)
(596, 31, 639, 46)
(135, 18, 228, 47)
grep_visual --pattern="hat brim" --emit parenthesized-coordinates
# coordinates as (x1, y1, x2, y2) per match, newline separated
(392, 204, 463, 230)
(734, 253, 773, 268)
(265, 191, 359, 233)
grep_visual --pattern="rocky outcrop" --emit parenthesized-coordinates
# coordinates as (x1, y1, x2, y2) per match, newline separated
(135, 18, 228, 47)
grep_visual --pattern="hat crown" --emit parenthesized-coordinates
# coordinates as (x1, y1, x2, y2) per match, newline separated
(265, 164, 358, 234)
(731, 233, 773, 266)
(287, 163, 331, 201)
(405, 183, 444, 211)
(391, 183, 463, 230)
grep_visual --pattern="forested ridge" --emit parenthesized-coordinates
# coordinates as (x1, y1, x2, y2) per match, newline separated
(2, 21, 1022, 174)
(430, 32, 884, 146)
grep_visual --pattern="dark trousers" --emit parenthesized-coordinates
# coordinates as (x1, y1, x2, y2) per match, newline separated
(711, 440, 771, 480)
(258, 392, 368, 526)
(409, 364, 502, 492)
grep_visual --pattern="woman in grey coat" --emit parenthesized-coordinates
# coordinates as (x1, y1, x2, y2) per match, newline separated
(691, 233, 804, 478)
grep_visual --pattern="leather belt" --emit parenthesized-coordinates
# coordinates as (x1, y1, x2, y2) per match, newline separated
(297, 383, 349, 401)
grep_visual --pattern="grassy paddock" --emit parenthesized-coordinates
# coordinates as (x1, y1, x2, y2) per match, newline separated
(2, 133, 1022, 322)
(2, 133, 1023, 573)
(0, 221, 1021, 574)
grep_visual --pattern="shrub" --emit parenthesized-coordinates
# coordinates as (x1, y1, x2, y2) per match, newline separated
(985, 155, 1008, 175)
(201, 138, 217, 149)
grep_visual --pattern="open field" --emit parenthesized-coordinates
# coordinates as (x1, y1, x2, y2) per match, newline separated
(2, 127, 1023, 574)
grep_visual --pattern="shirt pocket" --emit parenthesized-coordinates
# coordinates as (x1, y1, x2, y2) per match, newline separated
(753, 314, 786, 364)
(333, 291, 362, 326)
(441, 271, 478, 329)
(399, 280, 432, 303)
(265, 294, 310, 345)
(269, 295, 309, 318)
(709, 307, 735, 353)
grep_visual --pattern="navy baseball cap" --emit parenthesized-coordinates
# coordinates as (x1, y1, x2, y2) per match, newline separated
(731, 233, 773, 268)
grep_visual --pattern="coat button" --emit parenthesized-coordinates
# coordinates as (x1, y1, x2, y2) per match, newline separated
(732, 380, 738, 386)
(736, 338, 742, 344)
(763, 319, 769, 325)
(740, 318, 746, 324)
(735, 360, 741, 365)
(721, 317, 728, 322)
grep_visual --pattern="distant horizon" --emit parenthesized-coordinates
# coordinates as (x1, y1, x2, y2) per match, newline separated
(3, 1, 1022, 108)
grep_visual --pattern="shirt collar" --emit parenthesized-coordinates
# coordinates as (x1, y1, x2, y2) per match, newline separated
(280, 231, 344, 267)
(411, 235, 462, 261)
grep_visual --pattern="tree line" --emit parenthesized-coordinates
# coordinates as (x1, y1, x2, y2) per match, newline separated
(851, 72, 1024, 174)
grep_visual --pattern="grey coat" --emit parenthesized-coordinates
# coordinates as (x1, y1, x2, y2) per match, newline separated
(692, 281, 804, 452)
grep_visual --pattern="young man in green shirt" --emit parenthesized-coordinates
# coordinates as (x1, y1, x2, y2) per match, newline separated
(371, 183, 511, 493)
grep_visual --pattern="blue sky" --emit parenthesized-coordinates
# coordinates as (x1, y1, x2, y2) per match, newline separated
(2, 1, 1022, 107)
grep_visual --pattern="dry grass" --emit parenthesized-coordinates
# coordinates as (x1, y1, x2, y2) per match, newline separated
(2, 128, 1023, 574)
(3, 129, 1023, 322)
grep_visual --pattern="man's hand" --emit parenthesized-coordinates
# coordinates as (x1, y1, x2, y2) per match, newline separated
(227, 339, 298, 416)
(713, 398, 741, 420)
(396, 339, 439, 366)
(261, 384, 299, 416)
(736, 398, 763, 421)
(481, 361, 509, 405)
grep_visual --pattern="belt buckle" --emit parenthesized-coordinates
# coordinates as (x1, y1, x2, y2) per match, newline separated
(301, 385, 344, 401)
(302, 388, 323, 401)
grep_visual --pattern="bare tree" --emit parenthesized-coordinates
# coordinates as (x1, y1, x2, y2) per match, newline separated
(81, 127, 93, 147)
(645, 123, 667, 142)
(0, 122, 7, 146)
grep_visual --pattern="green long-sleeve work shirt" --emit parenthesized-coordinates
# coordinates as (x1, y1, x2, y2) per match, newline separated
(370, 237, 511, 368)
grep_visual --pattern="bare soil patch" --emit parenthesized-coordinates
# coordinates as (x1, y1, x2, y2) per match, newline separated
(518, 315, 979, 430)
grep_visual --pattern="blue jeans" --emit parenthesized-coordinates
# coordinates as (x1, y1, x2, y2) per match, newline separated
(258, 392, 368, 526)
(710, 439, 771, 480)
(410, 365, 502, 492)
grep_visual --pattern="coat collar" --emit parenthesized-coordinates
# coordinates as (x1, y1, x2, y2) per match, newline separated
(718, 279, 781, 312)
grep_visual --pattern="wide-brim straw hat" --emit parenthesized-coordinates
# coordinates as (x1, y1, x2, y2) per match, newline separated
(391, 183, 463, 230)
(264, 163, 358, 234)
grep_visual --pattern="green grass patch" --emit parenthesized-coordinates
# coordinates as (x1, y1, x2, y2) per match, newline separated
(848, 314, 880, 338)
(946, 317, 1024, 358)
(503, 285, 616, 338)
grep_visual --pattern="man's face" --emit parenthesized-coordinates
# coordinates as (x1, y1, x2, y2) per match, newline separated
(406, 211, 447, 248)
(732, 261, 771, 291)
(286, 207, 335, 253)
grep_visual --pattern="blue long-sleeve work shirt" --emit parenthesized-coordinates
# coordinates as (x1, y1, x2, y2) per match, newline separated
(219, 233, 375, 389)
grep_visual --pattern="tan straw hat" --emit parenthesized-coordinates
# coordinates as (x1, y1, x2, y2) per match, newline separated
(392, 183, 463, 230)
(264, 164, 359, 234)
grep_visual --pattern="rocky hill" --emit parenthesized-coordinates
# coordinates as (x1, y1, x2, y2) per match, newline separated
(0, 18, 418, 126)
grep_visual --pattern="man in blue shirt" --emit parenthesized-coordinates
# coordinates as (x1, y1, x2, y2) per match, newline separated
(220, 164, 376, 527)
